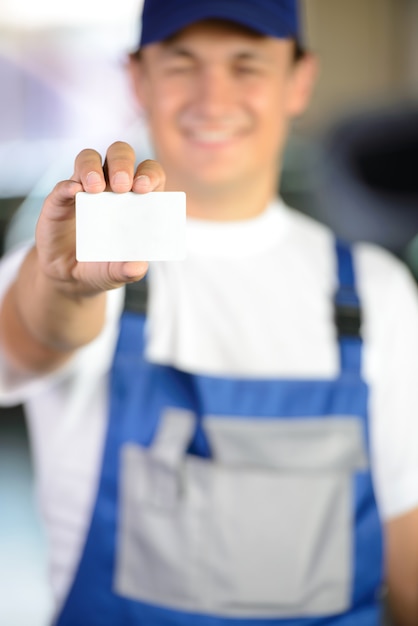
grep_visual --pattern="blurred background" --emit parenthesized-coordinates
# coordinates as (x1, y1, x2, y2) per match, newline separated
(0, 0, 417, 624)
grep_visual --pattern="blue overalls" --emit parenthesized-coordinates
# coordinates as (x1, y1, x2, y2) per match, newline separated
(56, 241, 383, 626)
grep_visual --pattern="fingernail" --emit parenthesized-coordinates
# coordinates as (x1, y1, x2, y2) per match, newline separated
(86, 171, 102, 186)
(113, 171, 131, 186)
(134, 175, 151, 188)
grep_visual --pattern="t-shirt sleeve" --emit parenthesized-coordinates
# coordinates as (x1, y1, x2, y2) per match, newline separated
(358, 242, 418, 520)
(0, 243, 124, 406)
(0, 243, 47, 404)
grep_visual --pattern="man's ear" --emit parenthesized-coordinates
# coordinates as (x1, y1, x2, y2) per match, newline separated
(126, 53, 147, 110)
(287, 53, 319, 118)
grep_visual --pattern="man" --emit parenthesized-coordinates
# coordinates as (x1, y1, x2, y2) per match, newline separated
(0, 1, 418, 624)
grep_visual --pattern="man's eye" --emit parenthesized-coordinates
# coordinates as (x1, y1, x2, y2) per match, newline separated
(235, 65, 260, 75)
(165, 64, 194, 74)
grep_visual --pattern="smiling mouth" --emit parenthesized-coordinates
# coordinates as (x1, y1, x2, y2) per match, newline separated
(187, 129, 239, 144)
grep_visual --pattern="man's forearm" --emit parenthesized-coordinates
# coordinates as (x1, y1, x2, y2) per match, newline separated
(386, 508, 418, 626)
(0, 247, 106, 374)
(387, 596, 418, 626)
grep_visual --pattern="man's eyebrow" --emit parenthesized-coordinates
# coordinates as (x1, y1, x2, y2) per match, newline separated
(233, 50, 265, 61)
(159, 44, 267, 63)
(159, 43, 195, 59)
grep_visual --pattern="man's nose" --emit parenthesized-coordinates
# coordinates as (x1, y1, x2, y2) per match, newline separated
(195, 68, 235, 117)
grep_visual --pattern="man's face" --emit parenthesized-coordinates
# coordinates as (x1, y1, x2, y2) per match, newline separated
(131, 20, 314, 196)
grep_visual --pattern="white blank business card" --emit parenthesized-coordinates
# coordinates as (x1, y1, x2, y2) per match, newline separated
(76, 191, 186, 262)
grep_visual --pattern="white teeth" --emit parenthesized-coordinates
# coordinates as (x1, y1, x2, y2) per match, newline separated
(191, 131, 234, 143)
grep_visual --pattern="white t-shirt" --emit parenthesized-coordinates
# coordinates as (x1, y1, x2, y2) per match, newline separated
(1, 199, 418, 610)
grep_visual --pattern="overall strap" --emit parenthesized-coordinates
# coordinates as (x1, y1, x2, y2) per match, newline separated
(334, 239, 363, 375)
(123, 277, 212, 459)
(124, 278, 148, 315)
(122, 247, 363, 384)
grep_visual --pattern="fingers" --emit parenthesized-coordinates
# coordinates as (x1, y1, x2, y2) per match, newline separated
(72, 143, 166, 194)
(103, 142, 136, 193)
(73, 142, 135, 193)
(41, 179, 84, 221)
(133, 159, 166, 193)
(73, 260, 149, 291)
(73, 148, 107, 193)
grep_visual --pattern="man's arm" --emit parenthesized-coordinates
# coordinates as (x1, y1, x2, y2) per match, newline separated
(386, 506, 418, 625)
(0, 142, 164, 374)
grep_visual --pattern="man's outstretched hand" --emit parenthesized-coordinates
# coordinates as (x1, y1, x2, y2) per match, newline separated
(0, 142, 166, 373)
(36, 141, 166, 296)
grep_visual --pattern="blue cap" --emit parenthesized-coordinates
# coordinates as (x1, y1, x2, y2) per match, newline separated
(139, 0, 301, 47)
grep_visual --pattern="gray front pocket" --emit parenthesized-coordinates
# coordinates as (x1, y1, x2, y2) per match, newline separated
(114, 409, 368, 618)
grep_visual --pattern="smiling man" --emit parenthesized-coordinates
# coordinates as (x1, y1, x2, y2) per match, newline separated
(129, 18, 312, 220)
(0, 1, 418, 625)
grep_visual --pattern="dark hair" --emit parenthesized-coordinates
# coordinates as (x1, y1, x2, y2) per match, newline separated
(132, 38, 306, 64)
(293, 40, 306, 62)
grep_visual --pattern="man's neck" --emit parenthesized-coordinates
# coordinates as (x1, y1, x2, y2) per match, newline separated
(166, 170, 279, 222)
